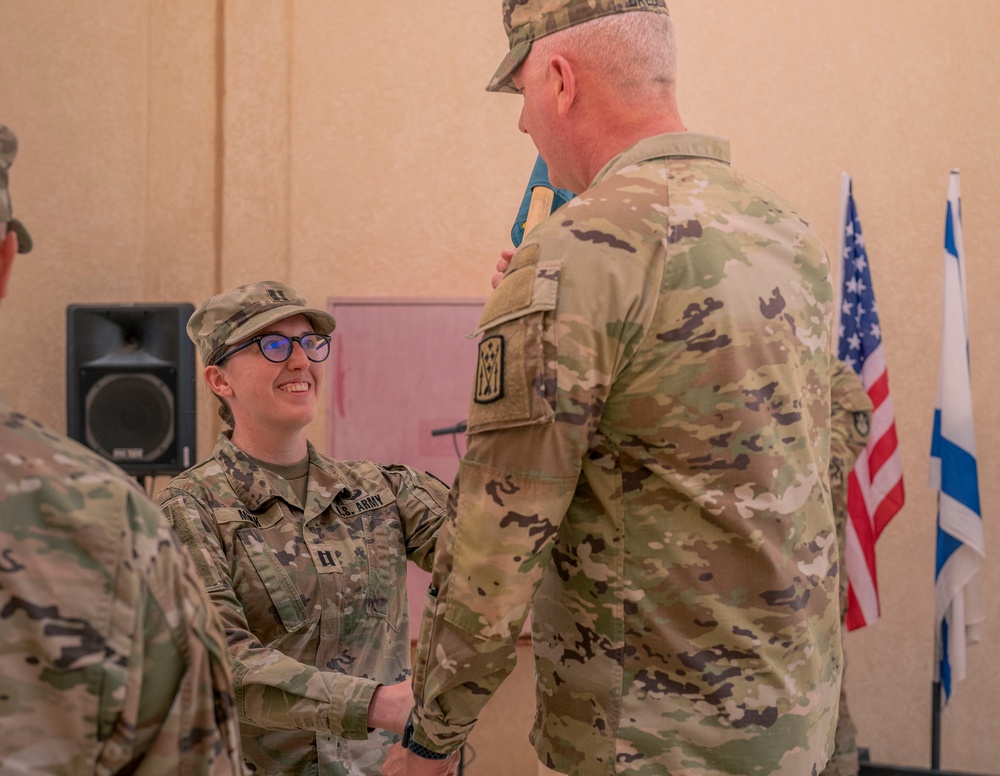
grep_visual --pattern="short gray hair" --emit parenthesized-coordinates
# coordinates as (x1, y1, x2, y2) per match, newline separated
(532, 12, 678, 100)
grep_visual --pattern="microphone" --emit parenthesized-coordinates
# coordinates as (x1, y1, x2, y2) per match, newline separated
(431, 421, 468, 437)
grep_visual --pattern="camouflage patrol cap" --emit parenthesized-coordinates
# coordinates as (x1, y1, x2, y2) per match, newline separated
(0, 125, 33, 254)
(487, 0, 670, 93)
(187, 280, 336, 366)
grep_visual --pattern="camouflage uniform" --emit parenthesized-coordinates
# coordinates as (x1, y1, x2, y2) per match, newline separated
(409, 133, 839, 775)
(820, 360, 873, 776)
(0, 123, 32, 252)
(156, 432, 448, 775)
(0, 395, 244, 775)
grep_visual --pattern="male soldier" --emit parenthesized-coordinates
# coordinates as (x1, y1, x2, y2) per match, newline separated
(821, 359, 874, 776)
(386, 3, 839, 776)
(0, 124, 244, 775)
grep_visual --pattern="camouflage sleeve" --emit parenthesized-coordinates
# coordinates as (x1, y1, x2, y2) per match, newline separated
(829, 359, 873, 478)
(0, 439, 243, 776)
(829, 359, 873, 614)
(101, 491, 245, 775)
(158, 489, 379, 740)
(378, 464, 450, 572)
(409, 237, 653, 752)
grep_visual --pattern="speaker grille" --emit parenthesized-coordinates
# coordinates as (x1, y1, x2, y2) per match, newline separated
(84, 372, 176, 463)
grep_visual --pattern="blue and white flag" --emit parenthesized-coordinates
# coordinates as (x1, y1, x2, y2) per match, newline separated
(930, 170, 984, 703)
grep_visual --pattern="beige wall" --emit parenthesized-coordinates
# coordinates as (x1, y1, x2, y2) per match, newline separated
(2, 1, 999, 772)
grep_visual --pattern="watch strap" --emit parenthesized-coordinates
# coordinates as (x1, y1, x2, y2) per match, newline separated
(402, 715, 451, 760)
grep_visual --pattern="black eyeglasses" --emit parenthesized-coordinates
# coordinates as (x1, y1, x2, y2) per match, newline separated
(214, 333, 331, 365)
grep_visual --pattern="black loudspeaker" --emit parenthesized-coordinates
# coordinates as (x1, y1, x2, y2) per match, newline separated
(67, 303, 196, 477)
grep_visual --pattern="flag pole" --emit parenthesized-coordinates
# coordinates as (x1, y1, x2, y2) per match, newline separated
(835, 172, 850, 337)
(931, 675, 942, 769)
(932, 561, 943, 772)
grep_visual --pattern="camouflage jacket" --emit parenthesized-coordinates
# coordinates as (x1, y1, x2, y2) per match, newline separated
(410, 133, 840, 775)
(829, 358, 873, 612)
(156, 432, 448, 776)
(0, 395, 243, 775)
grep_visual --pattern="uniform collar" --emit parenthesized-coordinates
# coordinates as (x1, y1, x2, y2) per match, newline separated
(591, 132, 731, 188)
(213, 432, 348, 515)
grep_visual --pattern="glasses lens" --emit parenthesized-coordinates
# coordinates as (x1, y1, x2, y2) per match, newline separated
(259, 335, 292, 362)
(301, 334, 331, 362)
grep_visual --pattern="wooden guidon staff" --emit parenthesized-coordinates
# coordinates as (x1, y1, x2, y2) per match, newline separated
(523, 184, 555, 236)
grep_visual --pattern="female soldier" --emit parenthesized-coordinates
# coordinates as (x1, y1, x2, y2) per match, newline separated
(157, 280, 448, 775)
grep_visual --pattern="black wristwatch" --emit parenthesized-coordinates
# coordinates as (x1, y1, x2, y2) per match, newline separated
(401, 715, 450, 760)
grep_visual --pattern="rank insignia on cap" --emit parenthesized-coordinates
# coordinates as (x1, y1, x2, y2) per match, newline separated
(475, 335, 505, 404)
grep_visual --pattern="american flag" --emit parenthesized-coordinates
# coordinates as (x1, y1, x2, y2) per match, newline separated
(836, 174, 906, 631)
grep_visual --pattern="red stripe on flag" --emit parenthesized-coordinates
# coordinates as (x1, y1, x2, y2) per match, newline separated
(845, 582, 867, 631)
(873, 478, 905, 539)
(847, 471, 876, 571)
(865, 370, 890, 410)
(867, 422, 899, 480)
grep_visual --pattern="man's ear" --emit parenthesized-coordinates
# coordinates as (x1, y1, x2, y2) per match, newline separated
(204, 364, 234, 398)
(0, 230, 17, 301)
(548, 54, 578, 119)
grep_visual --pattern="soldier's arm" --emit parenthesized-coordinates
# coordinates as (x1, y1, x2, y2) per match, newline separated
(157, 489, 381, 741)
(98, 490, 245, 775)
(379, 463, 450, 572)
(408, 232, 650, 754)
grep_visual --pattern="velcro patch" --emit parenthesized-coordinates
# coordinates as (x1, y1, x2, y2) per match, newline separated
(475, 335, 505, 403)
(477, 244, 539, 330)
(310, 544, 343, 574)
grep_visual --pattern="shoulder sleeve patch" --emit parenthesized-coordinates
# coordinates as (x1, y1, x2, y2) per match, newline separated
(467, 307, 550, 432)
(474, 335, 505, 403)
(466, 243, 560, 433)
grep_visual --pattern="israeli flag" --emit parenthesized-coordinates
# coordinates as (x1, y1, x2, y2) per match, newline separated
(930, 170, 984, 703)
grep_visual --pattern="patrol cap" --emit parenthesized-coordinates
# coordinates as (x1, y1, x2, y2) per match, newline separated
(487, 0, 670, 94)
(187, 280, 337, 366)
(0, 125, 33, 254)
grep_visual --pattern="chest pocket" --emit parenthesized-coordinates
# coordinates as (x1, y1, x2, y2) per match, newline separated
(230, 508, 309, 635)
(332, 486, 403, 623)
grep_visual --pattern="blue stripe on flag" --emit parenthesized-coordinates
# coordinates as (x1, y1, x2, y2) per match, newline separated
(945, 202, 958, 260)
(932, 436, 982, 515)
(935, 524, 963, 576)
(939, 619, 952, 698)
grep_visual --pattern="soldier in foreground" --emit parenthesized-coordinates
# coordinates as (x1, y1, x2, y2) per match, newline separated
(386, 3, 839, 775)
(156, 281, 448, 775)
(0, 124, 243, 775)
(821, 360, 875, 776)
